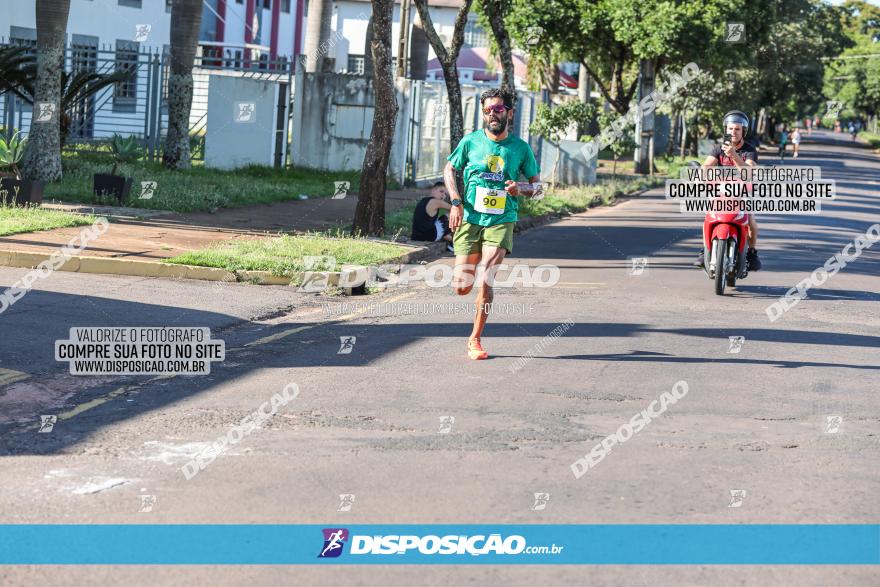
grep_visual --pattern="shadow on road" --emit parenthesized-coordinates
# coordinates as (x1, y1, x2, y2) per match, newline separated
(515, 349, 880, 370)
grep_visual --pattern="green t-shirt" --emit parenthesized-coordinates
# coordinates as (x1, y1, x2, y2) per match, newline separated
(447, 130, 540, 226)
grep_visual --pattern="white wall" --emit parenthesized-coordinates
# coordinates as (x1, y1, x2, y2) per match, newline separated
(0, 0, 292, 55)
(1, 0, 464, 63)
(205, 74, 285, 169)
(334, 1, 463, 71)
(222, 1, 249, 49)
(1, 0, 173, 50)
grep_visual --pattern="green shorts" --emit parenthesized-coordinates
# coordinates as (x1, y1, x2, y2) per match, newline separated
(453, 221, 515, 255)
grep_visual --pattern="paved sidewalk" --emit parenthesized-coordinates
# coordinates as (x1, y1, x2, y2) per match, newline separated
(1, 188, 426, 262)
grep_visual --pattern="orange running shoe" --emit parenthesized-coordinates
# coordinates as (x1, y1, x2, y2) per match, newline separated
(467, 338, 488, 360)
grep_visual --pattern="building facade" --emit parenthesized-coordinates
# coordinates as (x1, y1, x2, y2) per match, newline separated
(0, 0, 479, 71)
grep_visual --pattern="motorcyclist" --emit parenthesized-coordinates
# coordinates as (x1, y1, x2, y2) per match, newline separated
(694, 111, 763, 271)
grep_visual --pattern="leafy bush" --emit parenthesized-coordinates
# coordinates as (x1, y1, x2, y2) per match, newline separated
(0, 131, 26, 180)
(108, 134, 143, 175)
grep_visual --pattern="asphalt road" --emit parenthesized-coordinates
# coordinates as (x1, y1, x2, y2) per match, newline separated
(0, 130, 878, 585)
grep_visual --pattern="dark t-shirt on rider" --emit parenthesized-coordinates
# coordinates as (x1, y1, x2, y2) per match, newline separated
(710, 140, 759, 167)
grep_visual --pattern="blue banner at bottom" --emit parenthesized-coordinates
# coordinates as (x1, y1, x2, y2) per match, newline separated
(0, 525, 878, 564)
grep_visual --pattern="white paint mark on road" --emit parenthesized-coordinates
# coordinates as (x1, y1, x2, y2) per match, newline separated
(141, 440, 215, 465)
(71, 477, 130, 495)
(43, 469, 75, 480)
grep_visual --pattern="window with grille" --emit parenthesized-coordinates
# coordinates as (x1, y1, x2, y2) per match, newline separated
(71, 40, 98, 73)
(9, 26, 37, 55)
(347, 54, 365, 74)
(463, 19, 488, 47)
(69, 36, 100, 139)
(114, 40, 139, 110)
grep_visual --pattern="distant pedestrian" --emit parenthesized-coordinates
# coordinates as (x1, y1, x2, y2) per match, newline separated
(849, 121, 856, 141)
(805, 118, 812, 136)
(791, 128, 801, 159)
(778, 128, 788, 159)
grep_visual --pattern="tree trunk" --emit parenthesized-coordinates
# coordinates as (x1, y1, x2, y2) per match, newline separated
(440, 59, 465, 149)
(634, 59, 654, 174)
(482, 0, 515, 106)
(577, 63, 591, 138)
(413, 0, 473, 153)
(667, 110, 679, 156)
(364, 16, 374, 78)
(547, 63, 559, 95)
(408, 15, 428, 80)
(304, 0, 333, 72)
(679, 113, 687, 158)
(352, 0, 399, 237)
(689, 115, 699, 155)
(21, 0, 70, 182)
(580, 50, 636, 116)
(162, 0, 203, 170)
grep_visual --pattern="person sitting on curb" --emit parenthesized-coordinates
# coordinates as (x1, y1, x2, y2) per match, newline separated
(411, 181, 454, 253)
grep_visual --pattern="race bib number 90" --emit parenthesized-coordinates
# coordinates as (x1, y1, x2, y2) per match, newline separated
(474, 186, 506, 215)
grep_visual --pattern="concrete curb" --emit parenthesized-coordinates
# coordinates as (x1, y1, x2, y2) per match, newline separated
(0, 249, 240, 282)
(0, 185, 656, 288)
(0, 241, 436, 288)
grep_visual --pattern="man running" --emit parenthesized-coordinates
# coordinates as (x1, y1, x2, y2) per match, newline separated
(695, 110, 762, 271)
(444, 88, 541, 360)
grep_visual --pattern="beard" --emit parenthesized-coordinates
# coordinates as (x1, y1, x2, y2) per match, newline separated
(486, 114, 508, 134)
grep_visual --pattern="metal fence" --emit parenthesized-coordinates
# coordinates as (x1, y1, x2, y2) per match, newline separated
(0, 41, 293, 163)
(1, 39, 553, 181)
(407, 80, 544, 182)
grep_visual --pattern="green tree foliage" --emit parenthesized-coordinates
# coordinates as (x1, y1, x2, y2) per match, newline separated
(506, 0, 749, 115)
(530, 101, 596, 184)
(824, 0, 880, 121)
(505, 0, 850, 150)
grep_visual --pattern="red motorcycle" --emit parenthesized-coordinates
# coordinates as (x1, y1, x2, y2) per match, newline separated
(703, 204, 750, 295)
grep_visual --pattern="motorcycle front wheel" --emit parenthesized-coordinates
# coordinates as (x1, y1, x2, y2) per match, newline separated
(714, 239, 727, 295)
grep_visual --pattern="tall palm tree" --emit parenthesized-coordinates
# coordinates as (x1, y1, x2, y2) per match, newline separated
(20, 0, 71, 182)
(303, 0, 333, 72)
(0, 46, 33, 97)
(7, 51, 131, 148)
(163, 0, 203, 169)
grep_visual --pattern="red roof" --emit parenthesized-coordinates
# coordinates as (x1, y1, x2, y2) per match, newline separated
(426, 47, 577, 89)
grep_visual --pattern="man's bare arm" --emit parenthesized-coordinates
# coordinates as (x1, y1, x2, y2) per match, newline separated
(445, 161, 463, 232)
(444, 161, 460, 200)
(426, 199, 452, 216)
